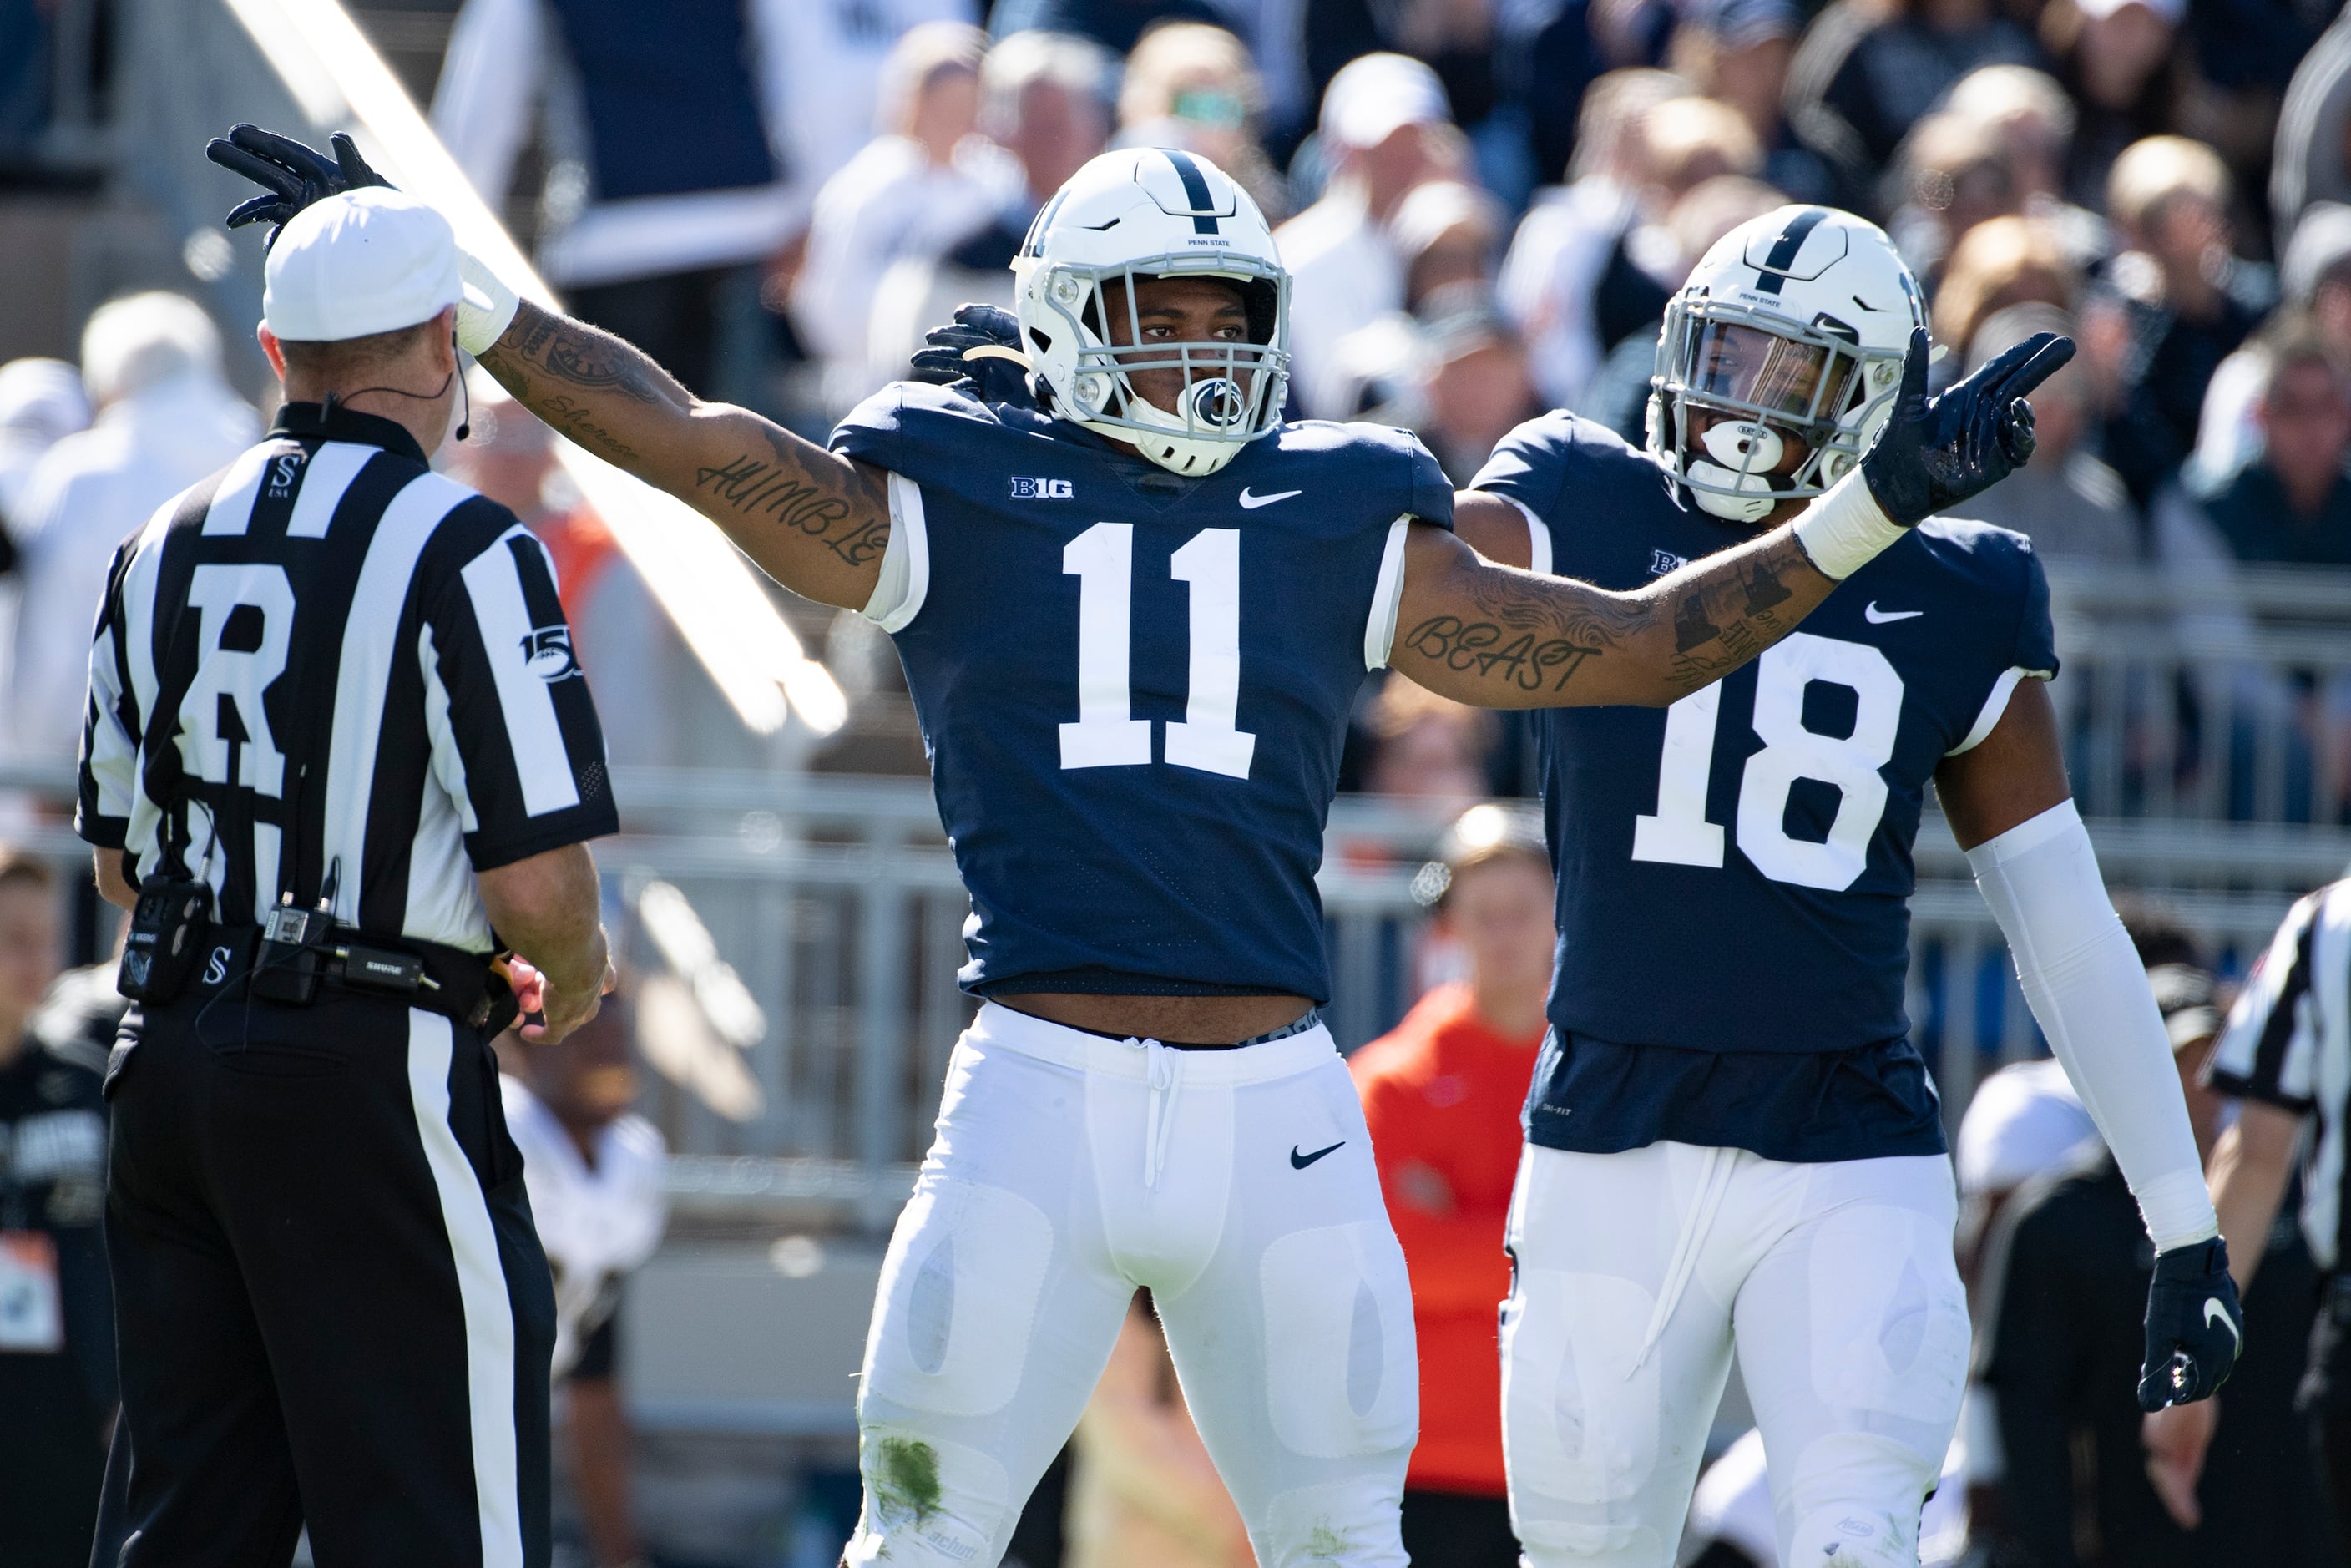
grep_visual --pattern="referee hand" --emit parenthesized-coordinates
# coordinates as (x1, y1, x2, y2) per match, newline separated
(505, 951, 617, 1045)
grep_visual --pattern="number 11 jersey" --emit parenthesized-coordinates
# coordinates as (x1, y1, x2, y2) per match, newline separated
(832, 381, 1454, 1002)
(1473, 412, 2058, 1162)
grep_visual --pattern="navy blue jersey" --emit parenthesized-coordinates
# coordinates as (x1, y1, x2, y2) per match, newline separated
(1475, 412, 2057, 1161)
(833, 382, 1454, 1000)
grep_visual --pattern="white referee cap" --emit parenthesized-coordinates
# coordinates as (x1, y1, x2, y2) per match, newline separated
(263, 188, 493, 343)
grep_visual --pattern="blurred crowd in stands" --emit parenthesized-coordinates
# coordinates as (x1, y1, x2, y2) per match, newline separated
(8, 0, 2351, 809)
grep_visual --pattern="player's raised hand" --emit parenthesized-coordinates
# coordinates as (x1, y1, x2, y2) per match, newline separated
(205, 124, 391, 249)
(911, 303, 1035, 407)
(2137, 1236, 2242, 1411)
(1859, 326, 2074, 524)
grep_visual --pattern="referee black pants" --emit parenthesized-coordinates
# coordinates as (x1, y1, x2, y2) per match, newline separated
(92, 982, 554, 1568)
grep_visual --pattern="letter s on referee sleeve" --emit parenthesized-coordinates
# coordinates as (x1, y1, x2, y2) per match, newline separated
(425, 524, 619, 869)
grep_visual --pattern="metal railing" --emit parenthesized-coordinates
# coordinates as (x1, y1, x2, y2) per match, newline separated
(2046, 563, 2351, 827)
(13, 737, 2349, 1222)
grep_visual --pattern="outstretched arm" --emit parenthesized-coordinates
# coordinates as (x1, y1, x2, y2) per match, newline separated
(1398, 327, 2075, 708)
(477, 301, 889, 609)
(1389, 514, 1833, 707)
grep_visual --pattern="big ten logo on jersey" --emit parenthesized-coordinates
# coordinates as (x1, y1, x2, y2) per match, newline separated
(1059, 522, 1256, 780)
(1631, 631, 1900, 892)
(265, 451, 305, 499)
(1009, 477, 1074, 501)
(519, 625, 581, 681)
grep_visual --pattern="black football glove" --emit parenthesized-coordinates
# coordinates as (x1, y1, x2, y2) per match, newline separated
(2138, 1237, 2243, 1411)
(911, 303, 1035, 407)
(1859, 326, 2075, 526)
(205, 124, 392, 249)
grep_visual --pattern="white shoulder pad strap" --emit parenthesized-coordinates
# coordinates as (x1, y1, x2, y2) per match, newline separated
(1494, 492, 1552, 575)
(1364, 516, 1414, 670)
(1946, 666, 2052, 756)
(861, 472, 930, 634)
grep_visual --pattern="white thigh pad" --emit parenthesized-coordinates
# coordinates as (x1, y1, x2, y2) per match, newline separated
(863, 1179, 1054, 1419)
(1502, 1268, 1663, 1509)
(1802, 1204, 1969, 1424)
(1259, 1221, 1418, 1458)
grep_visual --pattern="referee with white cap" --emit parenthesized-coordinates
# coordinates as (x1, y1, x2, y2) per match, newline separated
(78, 167, 616, 1568)
(2146, 877, 2351, 1538)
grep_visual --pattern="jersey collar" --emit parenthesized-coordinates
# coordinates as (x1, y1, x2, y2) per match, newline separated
(268, 400, 428, 463)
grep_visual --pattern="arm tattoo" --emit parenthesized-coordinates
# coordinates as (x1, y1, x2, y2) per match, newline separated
(534, 393, 639, 463)
(479, 301, 890, 590)
(510, 311, 663, 403)
(1398, 617, 1604, 693)
(1407, 531, 1820, 702)
(694, 446, 887, 568)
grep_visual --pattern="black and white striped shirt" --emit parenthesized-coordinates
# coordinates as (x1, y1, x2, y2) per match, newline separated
(2207, 878, 2351, 1269)
(75, 402, 615, 953)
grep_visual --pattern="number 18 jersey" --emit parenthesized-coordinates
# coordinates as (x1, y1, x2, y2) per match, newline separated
(1474, 412, 2058, 1161)
(832, 382, 1454, 1002)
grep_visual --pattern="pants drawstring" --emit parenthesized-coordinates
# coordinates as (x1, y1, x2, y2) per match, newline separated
(1631, 1144, 1737, 1376)
(1137, 1038, 1183, 1188)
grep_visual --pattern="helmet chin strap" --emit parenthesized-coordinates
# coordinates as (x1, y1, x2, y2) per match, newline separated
(1686, 418, 1786, 524)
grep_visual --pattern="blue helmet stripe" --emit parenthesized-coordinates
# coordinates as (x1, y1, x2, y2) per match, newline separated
(1160, 149, 1221, 235)
(1752, 206, 1828, 296)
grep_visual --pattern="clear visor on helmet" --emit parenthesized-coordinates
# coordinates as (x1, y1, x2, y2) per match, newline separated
(1647, 291, 1901, 516)
(1044, 253, 1291, 451)
(1685, 321, 1858, 427)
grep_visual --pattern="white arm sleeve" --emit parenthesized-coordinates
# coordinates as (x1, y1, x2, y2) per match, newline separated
(1966, 798, 2219, 1252)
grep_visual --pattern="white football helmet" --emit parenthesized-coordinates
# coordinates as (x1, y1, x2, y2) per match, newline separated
(1647, 205, 1924, 524)
(1013, 148, 1289, 476)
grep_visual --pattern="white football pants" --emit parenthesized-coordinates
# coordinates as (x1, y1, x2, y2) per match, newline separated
(844, 1003, 1418, 1567)
(1501, 1141, 1968, 1568)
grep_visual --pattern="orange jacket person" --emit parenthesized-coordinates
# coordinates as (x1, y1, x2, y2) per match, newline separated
(1350, 804, 1555, 1567)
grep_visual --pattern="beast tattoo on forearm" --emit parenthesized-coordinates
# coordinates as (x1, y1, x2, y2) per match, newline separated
(1403, 530, 1822, 702)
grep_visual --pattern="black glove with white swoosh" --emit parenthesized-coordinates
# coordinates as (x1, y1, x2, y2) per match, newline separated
(2138, 1237, 2243, 1411)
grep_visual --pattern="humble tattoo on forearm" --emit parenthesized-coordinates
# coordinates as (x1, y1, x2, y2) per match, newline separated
(695, 453, 887, 567)
(480, 301, 890, 575)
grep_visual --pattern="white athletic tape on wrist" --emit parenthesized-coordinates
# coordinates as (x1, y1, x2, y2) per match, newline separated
(456, 248, 520, 357)
(1792, 472, 1906, 579)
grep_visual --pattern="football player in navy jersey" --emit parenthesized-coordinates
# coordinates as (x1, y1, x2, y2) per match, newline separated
(212, 129, 2066, 1568)
(1453, 206, 2242, 1568)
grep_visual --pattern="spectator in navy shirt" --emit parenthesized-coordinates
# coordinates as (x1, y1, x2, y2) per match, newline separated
(1785, 0, 2042, 195)
(1667, 0, 1843, 207)
(2187, 317, 2351, 568)
(2091, 136, 2270, 508)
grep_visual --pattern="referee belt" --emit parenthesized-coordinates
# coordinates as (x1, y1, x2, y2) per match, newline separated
(202, 922, 518, 1034)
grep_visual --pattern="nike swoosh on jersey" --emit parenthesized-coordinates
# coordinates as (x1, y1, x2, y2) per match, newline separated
(1863, 601, 1925, 624)
(1239, 488, 1302, 509)
(2207, 1297, 2242, 1352)
(1290, 1140, 1345, 1169)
